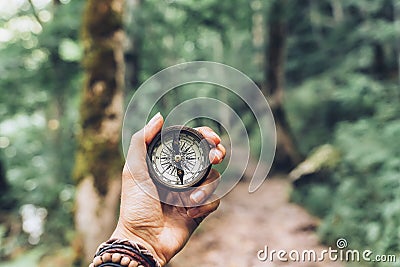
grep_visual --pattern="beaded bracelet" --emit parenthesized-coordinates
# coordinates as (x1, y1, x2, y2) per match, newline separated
(90, 239, 161, 267)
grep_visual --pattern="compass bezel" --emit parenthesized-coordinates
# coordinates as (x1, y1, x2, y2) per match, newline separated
(146, 125, 212, 190)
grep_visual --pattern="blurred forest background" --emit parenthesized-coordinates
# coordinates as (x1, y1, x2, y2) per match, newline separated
(0, 0, 399, 266)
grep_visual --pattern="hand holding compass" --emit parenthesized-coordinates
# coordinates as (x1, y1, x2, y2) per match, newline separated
(112, 113, 226, 266)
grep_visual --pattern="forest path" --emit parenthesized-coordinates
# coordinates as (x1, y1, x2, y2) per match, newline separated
(169, 177, 343, 267)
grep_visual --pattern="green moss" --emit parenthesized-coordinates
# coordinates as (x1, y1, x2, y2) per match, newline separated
(82, 0, 123, 41)
(74, 0, 124, 196)
(74, 134, 123, 195)
(80, 42, 118, 130)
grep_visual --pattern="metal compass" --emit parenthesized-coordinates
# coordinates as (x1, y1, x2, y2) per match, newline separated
(146, 126, 211, 190)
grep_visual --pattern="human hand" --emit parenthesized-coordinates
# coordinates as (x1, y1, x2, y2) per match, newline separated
(111, 113, 226, 266)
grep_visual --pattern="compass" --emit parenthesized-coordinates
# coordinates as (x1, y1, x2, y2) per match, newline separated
(146, 126, 212, 190)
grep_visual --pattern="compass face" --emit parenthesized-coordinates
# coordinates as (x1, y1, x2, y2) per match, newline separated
(146, 126, 211, 190)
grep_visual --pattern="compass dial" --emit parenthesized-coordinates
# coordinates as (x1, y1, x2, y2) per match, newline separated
(146, 126, 211, 190)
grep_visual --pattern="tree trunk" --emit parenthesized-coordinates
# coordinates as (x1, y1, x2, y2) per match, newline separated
(393, 0, 400, 85)
(0, 156, 10, 209)
(124, 0, 142, 93)
(73, 0, 125, 265)
(372, 43, 386, 79)
(264, 0, 302, 171)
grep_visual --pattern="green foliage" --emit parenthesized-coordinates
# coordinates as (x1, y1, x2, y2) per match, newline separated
(0, 246, 46, 267)
(0, 0, 83, 255)
(286, 72, 383, 153)
(320, 110, 400, 253)
(124, 0, 258, 87)
(291, 83, 400, 264)
(286, 0, 400, 263)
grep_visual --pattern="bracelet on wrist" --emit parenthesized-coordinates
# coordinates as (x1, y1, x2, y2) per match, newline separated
(90, 238, 161, 267)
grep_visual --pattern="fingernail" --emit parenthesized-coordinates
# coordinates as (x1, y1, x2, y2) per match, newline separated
(187, 208, 200, 218)
(210, 149, 222, 163)
(216, 150, 223, 160)
(210, 131, 221, 143)
(191, 190, 205, 204)
(147, 112, 161, 127)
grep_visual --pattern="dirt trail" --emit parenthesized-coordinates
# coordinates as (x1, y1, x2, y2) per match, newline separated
(169, 177, 343, 267)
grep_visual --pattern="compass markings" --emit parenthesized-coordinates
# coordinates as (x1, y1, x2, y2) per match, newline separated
(162, 164, 173, 175)
(148, 128, 211, 188)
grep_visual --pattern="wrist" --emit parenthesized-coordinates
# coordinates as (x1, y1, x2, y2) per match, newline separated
(92, 238, 162, 267)
(111, 223, 167, 266)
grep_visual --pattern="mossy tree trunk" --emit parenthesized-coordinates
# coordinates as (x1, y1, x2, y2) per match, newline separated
(73, 0, 125, 264)
(263, 0, 302, 171)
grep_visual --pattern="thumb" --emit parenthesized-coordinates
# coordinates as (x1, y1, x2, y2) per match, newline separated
(123, 112, 164, 180)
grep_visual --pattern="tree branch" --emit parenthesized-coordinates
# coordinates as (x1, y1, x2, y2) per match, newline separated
(27, 0, 43, 27)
